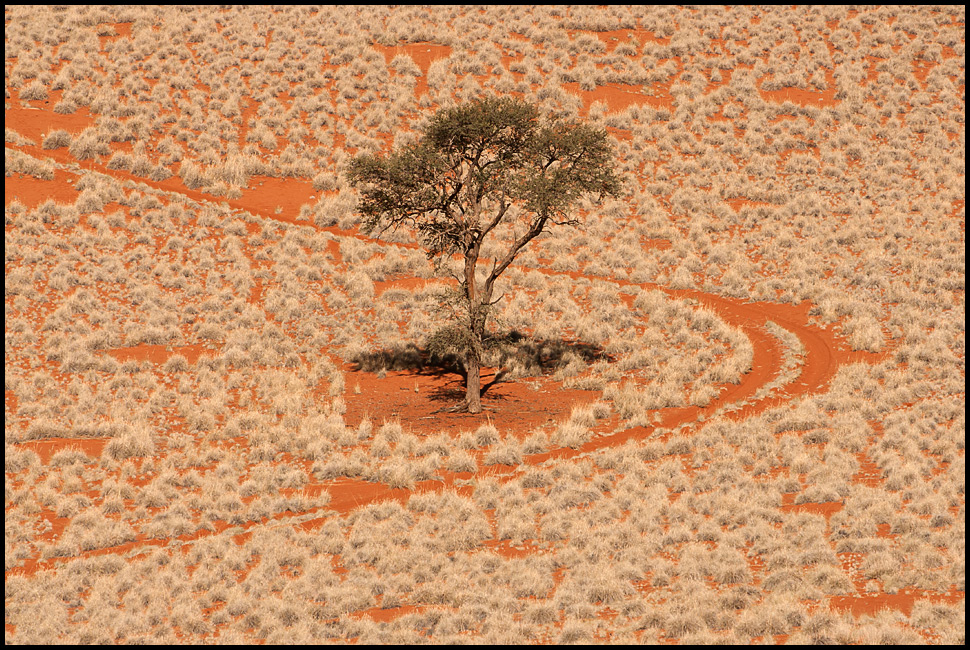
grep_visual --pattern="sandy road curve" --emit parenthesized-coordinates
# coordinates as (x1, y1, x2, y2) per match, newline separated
(6, 141, 877, 571)
(318, 288, 854, 516)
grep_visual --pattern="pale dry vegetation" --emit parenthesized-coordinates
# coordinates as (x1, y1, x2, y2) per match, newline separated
(5, 4, 964, 645)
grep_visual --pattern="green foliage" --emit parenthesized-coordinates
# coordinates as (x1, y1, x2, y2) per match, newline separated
(425, 284, 491, 366)
(427, 323, 473, 363)
(346, 95, 622, 260)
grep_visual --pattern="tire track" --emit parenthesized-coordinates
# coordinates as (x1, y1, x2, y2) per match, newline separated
(6, 138, 878, 573)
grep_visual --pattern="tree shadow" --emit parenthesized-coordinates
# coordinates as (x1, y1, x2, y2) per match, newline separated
(349, 331, 611, 403)
(485, 330, 611, 376)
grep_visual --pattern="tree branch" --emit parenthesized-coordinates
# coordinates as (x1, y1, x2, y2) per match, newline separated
(480, 193, 510, 241)
(483, 214, 547, 300)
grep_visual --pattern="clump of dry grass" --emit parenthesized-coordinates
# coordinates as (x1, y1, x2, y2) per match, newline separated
(6, 148, 56, 180)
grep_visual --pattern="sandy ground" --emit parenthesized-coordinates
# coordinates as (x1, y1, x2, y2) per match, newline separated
(5, 5, 964, 644)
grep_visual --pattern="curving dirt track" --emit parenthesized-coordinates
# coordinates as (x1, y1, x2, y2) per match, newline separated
(316, 289, 885, 519)
(4, 137, 881, 552)
(6, 152, 890, 606)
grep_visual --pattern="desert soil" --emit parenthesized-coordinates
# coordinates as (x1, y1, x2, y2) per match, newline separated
(5, 5, 964, 645)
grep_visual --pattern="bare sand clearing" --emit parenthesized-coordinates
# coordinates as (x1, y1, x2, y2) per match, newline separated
(6, 5, 964, 645)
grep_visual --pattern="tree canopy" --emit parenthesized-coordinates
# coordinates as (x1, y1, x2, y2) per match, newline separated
(347, 95, 621, 413)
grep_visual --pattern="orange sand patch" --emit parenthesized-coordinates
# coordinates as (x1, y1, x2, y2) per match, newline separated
(373, 41, 453, 99)
(342, 366, 600, 438)
(5, 167, 81, 208)
(562, 80, 669, 114)
(104, 343, 215, 366)
(3, 105, 95, 145)
(235, 175, 321, 225)
(830, 588, 966, 618)
(17, 438, 109, 465)
(373, 41, 453, 76)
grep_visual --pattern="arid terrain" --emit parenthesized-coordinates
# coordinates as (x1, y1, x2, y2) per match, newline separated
(5, 5, 964, 644)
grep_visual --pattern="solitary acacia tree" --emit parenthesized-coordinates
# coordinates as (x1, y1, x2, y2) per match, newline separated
(346, 96, 621, 413)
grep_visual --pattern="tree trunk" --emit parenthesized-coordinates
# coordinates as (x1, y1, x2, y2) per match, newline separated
(463, 243, 484, 414)
(465, 348, 482, 413)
